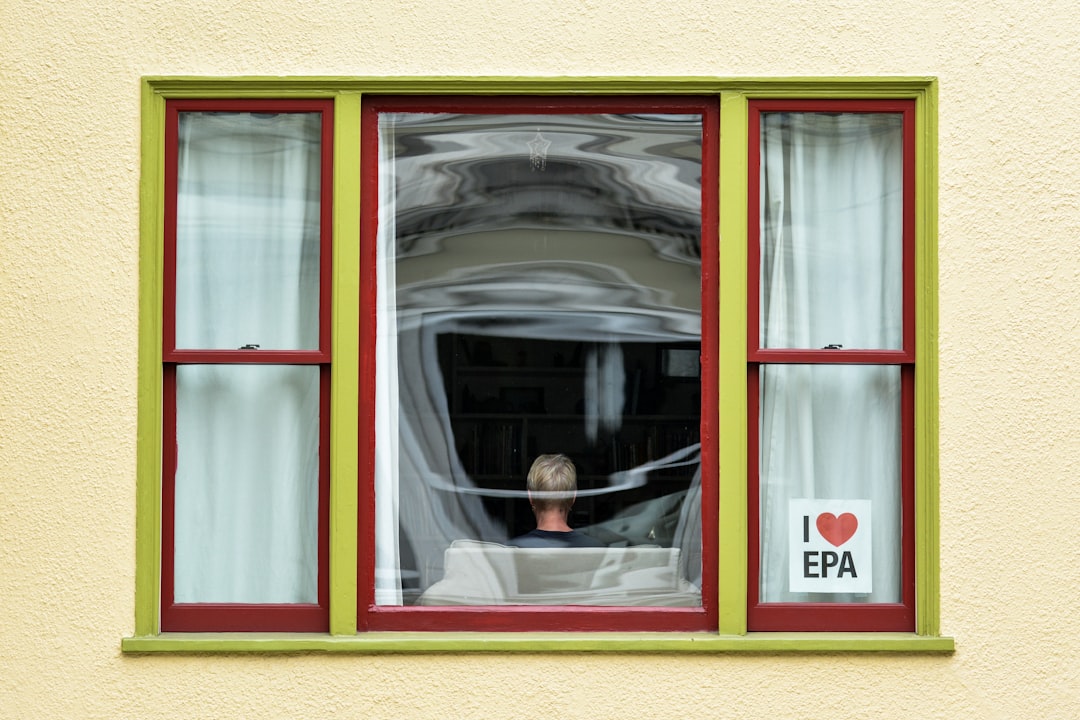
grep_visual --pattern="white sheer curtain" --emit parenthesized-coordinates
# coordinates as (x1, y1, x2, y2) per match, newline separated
(374, 121, 404, 605)
(172, 112, 322, 604)
(758, 112, 904, 603)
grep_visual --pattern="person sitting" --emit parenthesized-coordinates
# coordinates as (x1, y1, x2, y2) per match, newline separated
(508, 454, 605, 548)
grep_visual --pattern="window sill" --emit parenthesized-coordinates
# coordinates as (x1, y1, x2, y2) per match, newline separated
(122, 632, 955, 654)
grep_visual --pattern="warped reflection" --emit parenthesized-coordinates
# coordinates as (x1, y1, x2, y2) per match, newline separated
(377, 111, 704, 606)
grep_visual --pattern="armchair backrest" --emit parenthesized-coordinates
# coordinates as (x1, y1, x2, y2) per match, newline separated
(417, 540, 701, 607)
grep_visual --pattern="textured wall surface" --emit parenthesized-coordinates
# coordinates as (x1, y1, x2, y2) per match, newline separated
(2, 0, 1079, 718)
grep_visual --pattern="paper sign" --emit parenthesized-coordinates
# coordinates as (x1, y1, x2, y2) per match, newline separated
(789, 499, 872, 594)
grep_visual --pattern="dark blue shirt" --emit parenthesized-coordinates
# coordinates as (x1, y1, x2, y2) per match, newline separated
(508, 529, 606, 548)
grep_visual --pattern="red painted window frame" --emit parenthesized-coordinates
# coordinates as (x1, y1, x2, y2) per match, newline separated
(160, 99, 334, 632)
(746, 99, 917, 632)
(357, 95, 720, 632)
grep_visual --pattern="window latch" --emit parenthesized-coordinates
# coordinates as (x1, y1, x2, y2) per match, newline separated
(823, 343, 843, 350)
(239, 344, 260, 350)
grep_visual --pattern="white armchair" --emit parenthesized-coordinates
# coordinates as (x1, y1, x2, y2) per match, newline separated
(417, 540, 701, 607)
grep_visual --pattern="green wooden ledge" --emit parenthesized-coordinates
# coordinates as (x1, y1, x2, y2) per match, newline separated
(123, 632, 954, 655)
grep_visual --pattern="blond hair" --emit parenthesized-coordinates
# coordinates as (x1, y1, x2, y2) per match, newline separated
(526, 454, 577, 513)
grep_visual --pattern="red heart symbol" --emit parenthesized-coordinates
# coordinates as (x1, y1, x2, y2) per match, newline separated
(816, 512, 858, 547)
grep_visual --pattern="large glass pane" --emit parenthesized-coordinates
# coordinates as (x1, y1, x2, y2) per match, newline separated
(175, 111, 322, 350)
(758, 364, 902, 603)
(173, 364, 320, 603)
(760, 112, 904, 350)
(375, 112, 703, 606)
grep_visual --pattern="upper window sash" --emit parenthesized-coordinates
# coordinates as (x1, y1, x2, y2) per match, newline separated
(163, 99, 335, 364)
(747, 99, 916, 366)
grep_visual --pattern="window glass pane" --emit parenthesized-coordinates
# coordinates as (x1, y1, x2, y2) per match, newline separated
(759, 112, 904, 350)
(758, 364, 901, 603)
(173, 364, 320, 603)
(175, 111, 322, 350)
(375, 111, 703, 607)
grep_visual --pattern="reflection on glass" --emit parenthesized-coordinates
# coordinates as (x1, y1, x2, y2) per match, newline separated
(376, 112, 703, 606)
(760, 112, 904, 350)
(173, 364, 320, 603)
(758, 364, 902, 603)
(175, 112, 322, 351)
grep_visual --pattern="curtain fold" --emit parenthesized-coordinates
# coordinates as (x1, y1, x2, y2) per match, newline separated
(374, 120, 404, 604)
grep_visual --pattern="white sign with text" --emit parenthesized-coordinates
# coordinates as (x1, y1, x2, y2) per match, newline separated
(789, 499, 872, 594)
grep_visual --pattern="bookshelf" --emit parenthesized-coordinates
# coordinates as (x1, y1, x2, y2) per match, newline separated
(437, 332, 701, 537)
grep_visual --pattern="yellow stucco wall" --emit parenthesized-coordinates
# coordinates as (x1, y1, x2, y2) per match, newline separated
(2, 1, 1078, 717)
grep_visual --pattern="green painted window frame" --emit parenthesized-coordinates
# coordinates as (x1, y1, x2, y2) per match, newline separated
(126, 76, 951, 654)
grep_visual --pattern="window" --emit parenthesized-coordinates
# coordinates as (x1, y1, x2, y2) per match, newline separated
(160, 99, 333, 631)
(132, 78, 943, 649)
(747, 100, 916, 631)
(357, 97, 718, 631)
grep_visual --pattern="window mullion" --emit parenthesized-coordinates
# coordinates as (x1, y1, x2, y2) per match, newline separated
(329, 91, 362, 636)
(716, 90, 750, 635)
